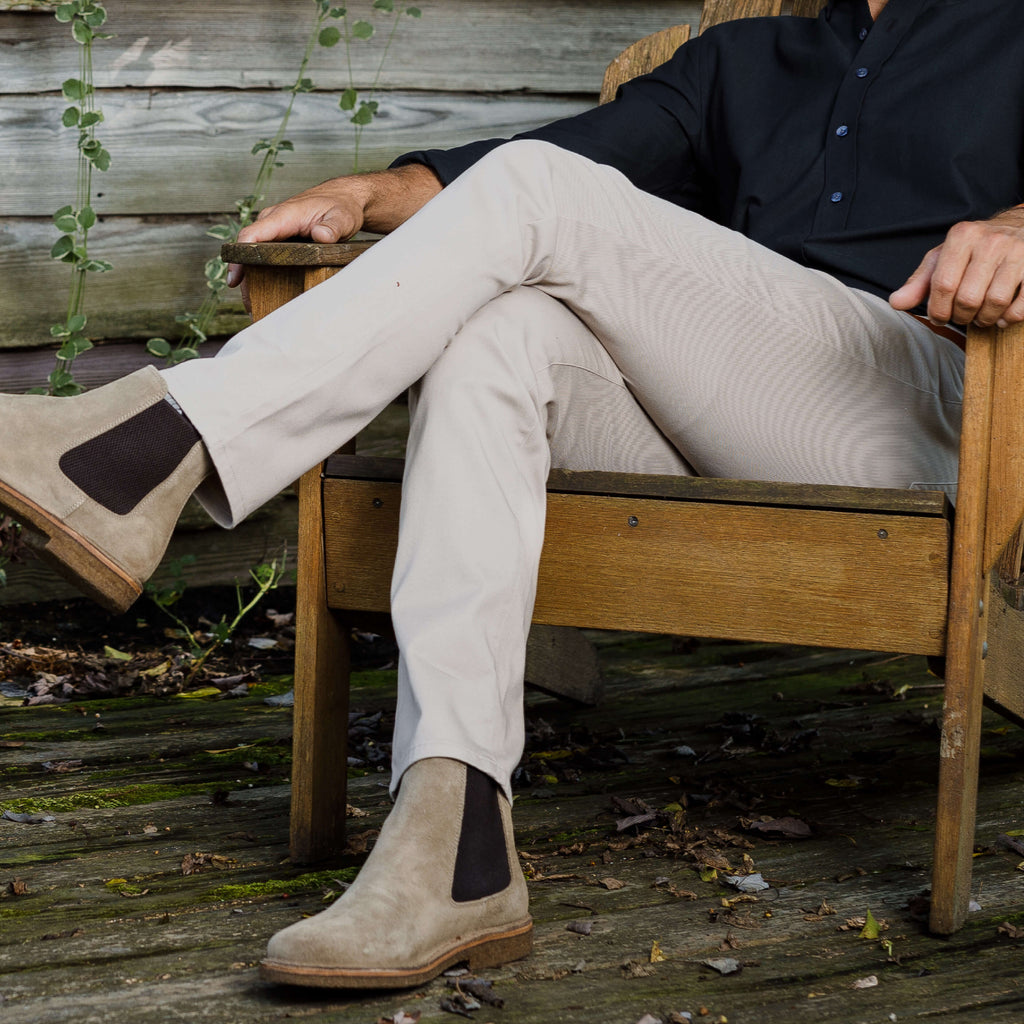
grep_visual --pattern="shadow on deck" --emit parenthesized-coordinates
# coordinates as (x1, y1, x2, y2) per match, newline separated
(2, 632, 1024, 1023)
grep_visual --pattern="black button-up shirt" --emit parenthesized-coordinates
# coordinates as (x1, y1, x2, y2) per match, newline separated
(394, 0, 1024, 302)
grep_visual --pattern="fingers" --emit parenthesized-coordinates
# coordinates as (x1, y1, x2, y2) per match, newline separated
(226, 262, 245, 290)
(996, 287, 1024, 330)
(890, 247, 939, 312)
(226, 182, 365, 289)
(924, 220, 1024, 327)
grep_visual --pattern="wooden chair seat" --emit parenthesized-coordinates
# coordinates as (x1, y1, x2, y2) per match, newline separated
(223, 0, 1024, 937)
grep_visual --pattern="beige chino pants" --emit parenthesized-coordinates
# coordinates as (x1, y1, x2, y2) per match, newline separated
(164, 140, 965, 795)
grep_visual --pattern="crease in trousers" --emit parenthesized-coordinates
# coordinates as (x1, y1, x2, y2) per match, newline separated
(163, 140, 966, 798)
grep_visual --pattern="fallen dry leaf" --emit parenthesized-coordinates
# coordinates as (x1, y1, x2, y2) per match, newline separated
(621, 959, 657, 979)
(742, 815, 812, 839)
(599, 877, 626, 890)
(702, 956, 741, 975)
(851, 974, 879, 989)
(2, 809, 55, 824)
(998, 921, 1024, 939)
(649, 939, 666, 963)
(446, 976, 504, 1008)
(180, 852, 235, 876)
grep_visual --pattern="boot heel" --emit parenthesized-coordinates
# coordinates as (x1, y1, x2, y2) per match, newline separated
(14, 506, 140, 614)
(466, 922, 533, 970)
(35, 525, 141, 613)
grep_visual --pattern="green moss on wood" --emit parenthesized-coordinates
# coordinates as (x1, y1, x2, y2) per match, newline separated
(201, 867, 358, 903)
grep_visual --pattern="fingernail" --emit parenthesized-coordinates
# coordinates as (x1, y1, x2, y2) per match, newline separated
(998, 319, 1009, 330)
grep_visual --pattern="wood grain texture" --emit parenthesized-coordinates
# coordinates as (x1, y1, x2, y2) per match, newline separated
(244, 265, 352, 863)
(321, 479, 950, 654)
(981, 321, 1024, 573)
(322, 454, 951, 517)
(982, 573, 1024, 724)
(0, 492, 297, 606)
(699, 0, 782, 33)
(790, 0, 827, 17)
(0, 0, 702, 94)
(599, 25, 692, 104)
(929, 326, 997, 934)
(0, 217, 247, 348)
(222, 241, 375, 268)
(1, 91, 591, 217)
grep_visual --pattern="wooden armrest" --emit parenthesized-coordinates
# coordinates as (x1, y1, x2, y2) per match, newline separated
(221, 240, 376, 268)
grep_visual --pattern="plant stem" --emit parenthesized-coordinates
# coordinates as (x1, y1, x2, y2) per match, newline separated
(352, 7, 403, 171)
(174, 1, 332, 359)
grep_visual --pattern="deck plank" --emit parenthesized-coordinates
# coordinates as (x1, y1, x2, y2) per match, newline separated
(2, 636, 1023, 1022)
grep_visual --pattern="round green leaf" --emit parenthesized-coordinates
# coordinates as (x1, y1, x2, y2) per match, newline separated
(53, 212, 78, 232)
(352, 20, 373, 38)
(50, 235, 75, 259)
(62, 106, 81, 127)
(71, 19, 93, 44)
(67, 313, 87, 333)
(78, 206, 97, 229)
(146, 337, 172, 358)
(318, 25, 341, 47)
(62, 78, 87, 101)
(55, 3, 76, 23)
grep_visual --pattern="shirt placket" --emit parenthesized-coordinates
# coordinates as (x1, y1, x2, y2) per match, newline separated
(814, 0, 930, 234)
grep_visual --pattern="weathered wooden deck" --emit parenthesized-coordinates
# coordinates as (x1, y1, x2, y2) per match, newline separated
(2, 628, 1024, 1023)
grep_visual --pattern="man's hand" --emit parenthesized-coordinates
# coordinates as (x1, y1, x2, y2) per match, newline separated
(226, 163, 442, 289)
(890, 206, 1024, 329)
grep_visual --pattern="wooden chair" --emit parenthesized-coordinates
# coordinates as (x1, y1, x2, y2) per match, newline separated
(223, 0, 1024, 936)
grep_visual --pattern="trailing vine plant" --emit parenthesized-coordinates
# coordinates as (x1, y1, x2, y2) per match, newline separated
(330, 0, 422, 174)
(148, 0, 423, 366)
(44, 0, 113, 396)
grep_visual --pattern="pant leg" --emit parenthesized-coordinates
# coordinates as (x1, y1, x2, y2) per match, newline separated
(388, 287, 692, 795)
(164, 140, 963, 528)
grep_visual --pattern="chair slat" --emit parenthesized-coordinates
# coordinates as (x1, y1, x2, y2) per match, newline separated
(699, 0, 783, 35)
(791, 0, 828, 18)
(600, 25, 692, 104)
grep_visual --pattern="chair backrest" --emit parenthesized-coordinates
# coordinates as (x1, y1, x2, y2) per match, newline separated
(600, 0, 829, 103)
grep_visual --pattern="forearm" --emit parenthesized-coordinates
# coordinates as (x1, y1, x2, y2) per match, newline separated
(358, 162, 443, 233)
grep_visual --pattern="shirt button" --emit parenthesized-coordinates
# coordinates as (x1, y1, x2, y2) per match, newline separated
(830, 191, 844, 203)
(859, 27, 868, 40)
(856, 67, 870, 78)
(836, 125, 849, 137)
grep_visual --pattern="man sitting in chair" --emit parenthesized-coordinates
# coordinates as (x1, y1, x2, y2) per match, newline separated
(2, 0, 1023, 989)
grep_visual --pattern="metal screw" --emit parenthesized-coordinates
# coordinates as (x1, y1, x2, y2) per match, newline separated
(372, 498, 384, 508)
(628, 515, 639, 528)
(877, 529, 888, 540)
(982, 641, 989, 660)
(979, 600, 985, 616)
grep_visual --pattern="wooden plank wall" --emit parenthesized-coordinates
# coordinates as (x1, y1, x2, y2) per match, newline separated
(1, 0, 703, 361)
(1, 0, 705, 601)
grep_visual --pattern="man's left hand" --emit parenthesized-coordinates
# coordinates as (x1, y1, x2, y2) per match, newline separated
(890, 206, 1024, 329)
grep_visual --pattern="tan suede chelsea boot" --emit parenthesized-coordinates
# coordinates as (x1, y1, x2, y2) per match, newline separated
(0, 367, 211, 613)
(260, 758, 533, 989)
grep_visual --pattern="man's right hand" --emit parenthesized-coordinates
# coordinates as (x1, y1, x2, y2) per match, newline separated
(226, 163, 443, 289)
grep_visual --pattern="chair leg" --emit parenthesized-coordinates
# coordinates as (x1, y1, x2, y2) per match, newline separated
(290, 465, 351, 863)
(929, 629, 986, 934)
